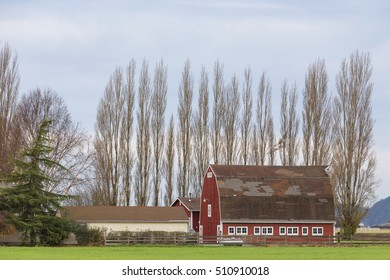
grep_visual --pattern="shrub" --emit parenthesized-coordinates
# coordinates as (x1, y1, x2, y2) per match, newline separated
(74, 225, 105, 246)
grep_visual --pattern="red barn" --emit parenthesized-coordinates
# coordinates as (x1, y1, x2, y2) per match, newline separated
(171, 197, 200, 232)
(199, 165, 335, 243)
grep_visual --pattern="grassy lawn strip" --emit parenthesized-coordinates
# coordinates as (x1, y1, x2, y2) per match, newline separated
(1, 245, 390, 260)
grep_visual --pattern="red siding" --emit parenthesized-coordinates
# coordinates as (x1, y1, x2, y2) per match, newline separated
(200, 167, 221, 238)
(171, 200, 199, 232)
(222, 222, 335, 243)
(192, 211, 200, 232)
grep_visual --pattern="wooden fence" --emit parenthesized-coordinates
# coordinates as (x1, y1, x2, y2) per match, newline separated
(103, 233, 390, 246)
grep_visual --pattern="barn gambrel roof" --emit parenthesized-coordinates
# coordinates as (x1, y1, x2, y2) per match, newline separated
(209, 165, 335, 222)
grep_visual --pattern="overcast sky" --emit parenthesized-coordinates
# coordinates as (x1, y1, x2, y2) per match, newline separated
(1, 0, 389, 201)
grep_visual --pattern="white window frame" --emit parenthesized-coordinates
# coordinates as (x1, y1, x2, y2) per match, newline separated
(279, 227, 286, 236)
(262, 227, 273, 236)
(254, 227, 261, 235)
(207, 172, 213, 178)
(287, 227, 299, 236)
(228, 227, 235, 235)
(207, 204, 212, 217)
(236, 226, 248, 236)
(312, 227, 323, 236)
(302, 227, 308, 236)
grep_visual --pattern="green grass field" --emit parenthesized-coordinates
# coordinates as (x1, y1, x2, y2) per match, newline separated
(1, 245, 390, 260)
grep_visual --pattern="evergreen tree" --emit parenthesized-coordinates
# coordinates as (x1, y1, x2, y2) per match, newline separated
(0, 120, 73, 245)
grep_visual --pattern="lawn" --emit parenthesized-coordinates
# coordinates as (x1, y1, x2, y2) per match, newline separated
(1, 245, 390, 260)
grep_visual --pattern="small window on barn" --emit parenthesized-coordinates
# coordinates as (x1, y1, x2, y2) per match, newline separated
(302, 227, 308, 236)
(254, 227, 261, 235)
(228, 227, 235, 235)
(207, 204, 212, 217)
(207, 172, 212, 178)
(287, 227, 299, 236)
(279, 227, 286, 235)
(236, 227, 248, 235)
(312, 227, 323, 236)
(262, 227, 273, 236)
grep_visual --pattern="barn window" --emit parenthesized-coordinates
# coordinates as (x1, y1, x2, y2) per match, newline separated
(207, 172, 212, 178)
(207, 204, 212, 217)
(254, 227, 261, 235)
(228, 227, 235, 235)
(312, 227, 323, 236)
(262, 227, 273, 235)
(279, 227, 286, 235)
(236, 227, 248, 235)
(287, 227, 299, 236)
(302, 227, 308, 235)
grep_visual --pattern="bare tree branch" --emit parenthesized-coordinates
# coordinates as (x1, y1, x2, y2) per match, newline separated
(15, 88, 91, 196)
(302, 58, 332, 165)
(0, 42, 20, 173)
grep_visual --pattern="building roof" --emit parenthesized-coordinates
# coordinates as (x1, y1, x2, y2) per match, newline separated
(374, 221, 390, 229)
(171, 197, 200, 211)
(209, 165, 335, 222)
(62, 206, 189, 223)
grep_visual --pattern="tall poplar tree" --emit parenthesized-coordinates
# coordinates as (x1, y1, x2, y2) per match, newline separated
(254, 72, 273, 165)
(136, 60, 152, 206)
(302, 59, 332, 166)
(211, 60, 225, 164)
(332, 51, 378, 235)
(151, 60, 167, 206)
(177, 60, 193, 197)
(279, 80, 299, 166)
(95, 62, 135, 206)
(223, 75, 240, 165)
(192, 66, 209, 195)
(240, 67, 253, 165)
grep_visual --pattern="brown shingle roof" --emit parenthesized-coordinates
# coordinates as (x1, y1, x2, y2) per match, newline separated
(62, 206, 188, 223)
(172, 197, 200, 211)
(210, 165, 335, 222)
